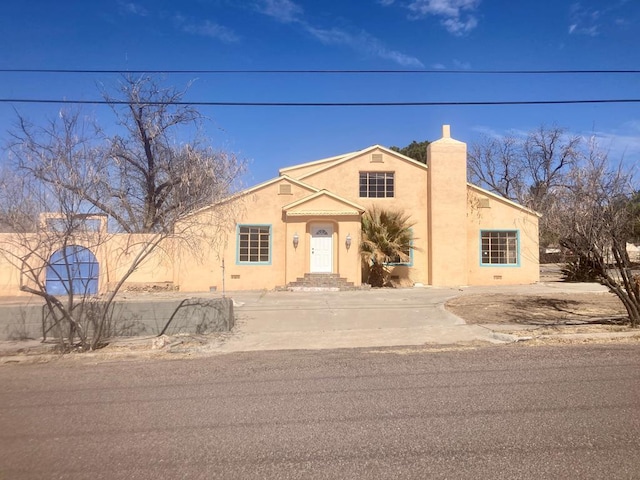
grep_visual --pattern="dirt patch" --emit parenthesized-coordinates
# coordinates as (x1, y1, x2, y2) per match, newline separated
(445, 292, 628, 325)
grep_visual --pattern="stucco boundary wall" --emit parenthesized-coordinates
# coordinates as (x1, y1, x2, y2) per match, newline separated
(0, 297, 234, 342)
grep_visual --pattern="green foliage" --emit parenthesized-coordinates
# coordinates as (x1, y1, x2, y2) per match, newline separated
(390, 140, 430, 164)
(360, 207, 415, 287)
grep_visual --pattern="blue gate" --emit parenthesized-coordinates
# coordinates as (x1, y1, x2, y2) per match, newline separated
(46, 245, 99, 296)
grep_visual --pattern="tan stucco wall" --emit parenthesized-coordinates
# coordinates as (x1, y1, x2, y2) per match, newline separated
(0, 237, 31, 297)
(101, 234, 175, 290)
(427, 127, 469, 287)
(466, 188, 540, 285)
(0, 232, 176, 297)
(298, 147, 430, 285)
(174, 177, 363, 292)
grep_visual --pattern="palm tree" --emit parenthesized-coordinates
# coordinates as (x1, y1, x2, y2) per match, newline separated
(360, 207, 415, 287)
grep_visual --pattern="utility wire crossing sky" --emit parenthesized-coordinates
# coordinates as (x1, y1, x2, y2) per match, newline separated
(1, 0, 638, 184)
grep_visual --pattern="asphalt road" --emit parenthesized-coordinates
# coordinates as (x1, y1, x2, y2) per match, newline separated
(1, 344, 639, 479)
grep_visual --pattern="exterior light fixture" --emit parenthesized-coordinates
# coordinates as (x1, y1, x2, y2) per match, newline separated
(345, 233, 352, 250)
(293, 232, 299, 249)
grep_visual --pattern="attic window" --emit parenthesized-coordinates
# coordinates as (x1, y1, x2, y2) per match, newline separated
(371, 153, 383, 163)
(279, 183, 292, 195)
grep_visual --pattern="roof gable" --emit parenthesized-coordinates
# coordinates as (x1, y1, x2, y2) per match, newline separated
(282, 189, 365, 217)
(279, 152, 352, 178)
(280, 145, 427, 180)
(240, 174, 319, 197)
(297, 145, 428, 181)
(467, 183, 541, 217)
(184, 175, 318, 218)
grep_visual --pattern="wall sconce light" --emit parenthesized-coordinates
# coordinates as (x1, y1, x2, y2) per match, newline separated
(345, 233, 352, 250)
(293, 232, 299, 249)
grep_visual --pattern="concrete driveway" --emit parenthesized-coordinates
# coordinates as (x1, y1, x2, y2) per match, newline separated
(215, 287, 499, 352)
(213, 280, 613, 352)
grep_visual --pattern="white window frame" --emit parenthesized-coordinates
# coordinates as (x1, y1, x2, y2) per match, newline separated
(359, 172, 395, 198)
(481, 230, 519, 266)
(237, 225, 272, 265)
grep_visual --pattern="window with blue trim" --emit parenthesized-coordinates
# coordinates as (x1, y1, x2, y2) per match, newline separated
(481, 231, 518, 265)
(386, 229, 413, 266)
(387, 247, 412, 266)
(238, 225, 271, 263)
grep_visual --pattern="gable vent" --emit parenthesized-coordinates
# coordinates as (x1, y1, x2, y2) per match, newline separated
(279, 183, 292, 195)
(478, 198, 490, 208)
(371, 153, 384, 163)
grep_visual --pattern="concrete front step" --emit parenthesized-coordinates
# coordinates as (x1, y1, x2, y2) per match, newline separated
(284, 273, 358, 291)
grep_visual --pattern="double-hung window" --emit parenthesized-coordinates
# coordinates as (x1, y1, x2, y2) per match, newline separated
(481, 231, 518, 265)
(359, 172, 394, 198)
(238, 225, 271, 264)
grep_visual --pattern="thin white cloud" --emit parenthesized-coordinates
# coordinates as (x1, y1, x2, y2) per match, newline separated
(588, 124, 640, 164)
(377, 0, 396, 5)
(175, 15, 240, 43)
(305, 26, 424, 68)
(255, 0, 303, 23)
(452, 59, 471, 69)
(567, 1, 634, 36)
(118, 1, 148, 17)
(442, 15, 477, 35)
(568, 3, 600, 35)
(406, 0, 481, 35)
(253, 0, 423, 68)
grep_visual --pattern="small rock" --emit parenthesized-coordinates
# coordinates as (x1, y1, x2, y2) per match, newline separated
(152, 335, 170, 349)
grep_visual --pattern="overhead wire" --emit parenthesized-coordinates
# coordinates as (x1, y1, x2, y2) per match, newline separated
(0, 68, 639, 75)
(0, 68, 637, 107)
(0, 99, 638, 106)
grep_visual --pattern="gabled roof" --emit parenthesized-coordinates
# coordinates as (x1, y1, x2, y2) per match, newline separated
(279, 152, 353, 176)
(239, 174, 319, 197)
(282, 145, 428, 181)
(282, 189, 365, 217)
(467, 183, 542, 217)
(183, 174, 318, 218)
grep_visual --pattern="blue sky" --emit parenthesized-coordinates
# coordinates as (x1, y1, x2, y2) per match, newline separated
(1, 0, 639, 186)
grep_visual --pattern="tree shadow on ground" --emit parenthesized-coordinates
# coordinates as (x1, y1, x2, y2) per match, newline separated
(446, 293, 629, 326)
(505, 297, 627, 325)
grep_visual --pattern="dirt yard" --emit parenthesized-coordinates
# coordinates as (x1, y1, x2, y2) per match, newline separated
(446, 291, 628, 326)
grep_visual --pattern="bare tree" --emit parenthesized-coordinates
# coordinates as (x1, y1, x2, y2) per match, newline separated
(548, 138, 640, 327)
(1, 75, 245, 350)
(521, 125, 581, 212)
(468, 135, 526, 202)
(468, 125, 582, 249)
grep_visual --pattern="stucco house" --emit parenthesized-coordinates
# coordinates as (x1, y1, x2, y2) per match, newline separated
(176, 125, 540, 292)
(0, 125, 540, 297)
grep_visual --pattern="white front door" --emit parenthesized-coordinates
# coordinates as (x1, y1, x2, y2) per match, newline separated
(310, 224, 333, 273)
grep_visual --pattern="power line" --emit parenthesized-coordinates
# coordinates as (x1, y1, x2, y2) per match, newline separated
(0, 98, 637, 107)
(0, 98, 638, 107)
(0, 68, 639, 75)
